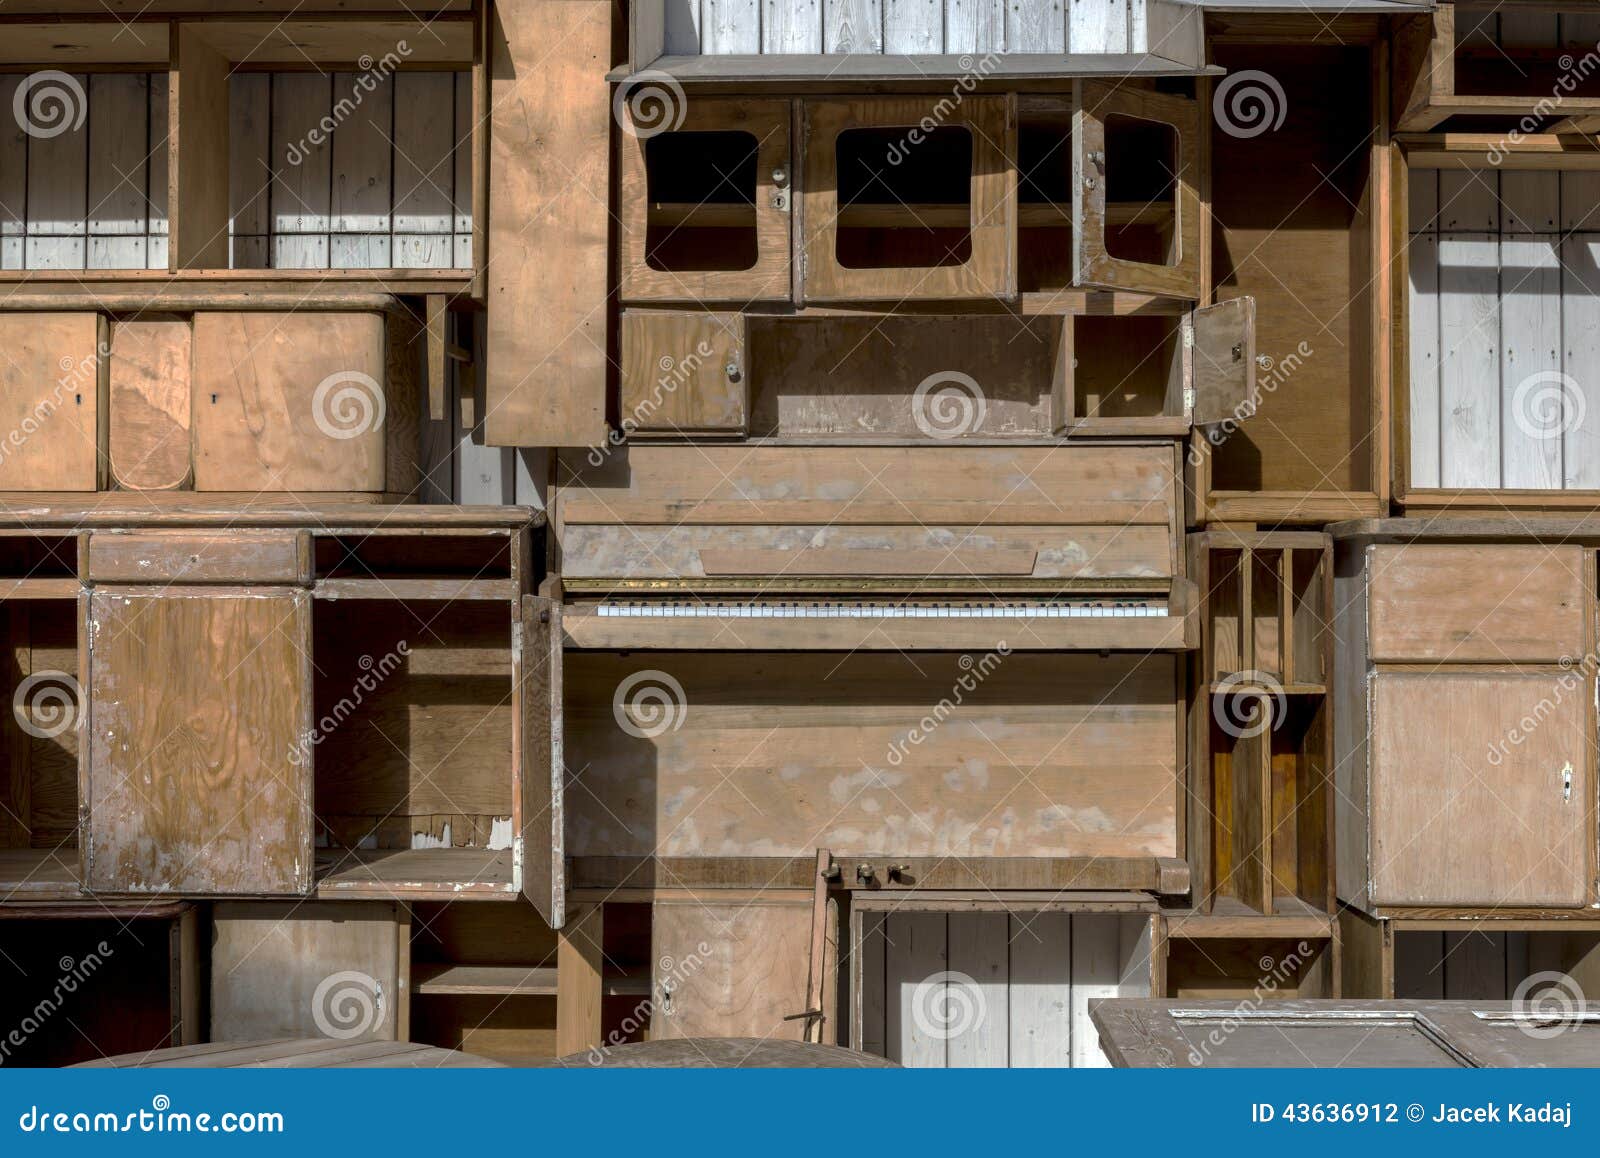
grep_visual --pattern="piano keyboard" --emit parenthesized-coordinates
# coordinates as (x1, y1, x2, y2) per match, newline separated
(594, 599, 1166, 619)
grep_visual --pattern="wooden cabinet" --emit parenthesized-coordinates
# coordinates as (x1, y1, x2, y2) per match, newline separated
(1334, 524, 1598, 912)
(83, 586, 314, 895)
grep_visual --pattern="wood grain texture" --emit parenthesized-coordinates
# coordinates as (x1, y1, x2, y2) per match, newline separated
(566, 650, 1179, 861)
(484, 0, 609, 446)
(171, 26, 230, 269)
(109, 319, 191, 491)
(619, 311, 748, 433)
(803, 96, 1012, 301)
(190, 311, 386, 492)
(1371, 671, 1589, 908)
(651, 899, 811, 1039)
(521, 594, 563, 927)
(0, 312, 104, 491)
(84, 587, 312, 895)
(1367, 544, 1584, 662)
(210, 901, 401, 1041)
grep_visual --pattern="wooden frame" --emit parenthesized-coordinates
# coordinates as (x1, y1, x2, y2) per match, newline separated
(620, 98, 793, 303)
(1073, 80, 1200, 299)
(801, 95, 1014, 302)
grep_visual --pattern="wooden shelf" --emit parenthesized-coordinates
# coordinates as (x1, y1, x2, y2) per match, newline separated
(413, 964, 558, 997)
(1209, 681, 1327, 696)
(315, 848, 517, 901)
(1168, 895, 1335, 940)
(313, 578, 516, 602)
(0, 848, 82, 900)
(648, 202, 757, 227)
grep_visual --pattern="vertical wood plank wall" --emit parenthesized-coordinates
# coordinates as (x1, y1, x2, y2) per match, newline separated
(0, 71, 468, 270)
(860, 910, 1151, 1068)
(1409, 166, 1600, 490)
(0, 74, 169, 270)
(681, 0, 1119, 54)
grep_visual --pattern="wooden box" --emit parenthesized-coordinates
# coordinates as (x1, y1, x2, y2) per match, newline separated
(1394, 3, 1600, 131)
(1192, 40, 1387, 524)
(1334, 523, 1598, 912)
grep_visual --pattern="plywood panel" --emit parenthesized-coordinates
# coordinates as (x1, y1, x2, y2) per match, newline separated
(566, 651, 1180, 860)
(109, 318, 192, 491)
(0, 312, 104, 491)
(211, 901, 401, 1041)
(190, 311, 386, 492)
(85, 588, 312, 895)
(1371, 671, 1589, 908)
(485, 0, 609, 446)
(651, 900, 810, 1039)
(1367, 544, 1584, 663)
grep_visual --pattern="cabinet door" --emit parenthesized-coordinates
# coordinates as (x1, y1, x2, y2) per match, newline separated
(83, 587, 313, 895)
(520, 594, 564, 928)
(1073, 81, 1200, 299)
(0, 312, 105, 491)
(1371, 671, 1590, 907)
(620, 98, 792, 303)
(1189, 297, 1257, 425)
(619, 311, 748, 435)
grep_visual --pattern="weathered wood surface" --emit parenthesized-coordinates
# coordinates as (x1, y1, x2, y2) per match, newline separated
(109, 319, 192, 491)
(78, 1040, 504, 1068)
(650, 899, 812, 1040)
(0, 313, 104, 491)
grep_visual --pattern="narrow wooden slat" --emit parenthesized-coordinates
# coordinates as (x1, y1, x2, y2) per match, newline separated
(946, 912, 1007, 1067)
(1069, 0, 1128, 53)
(1068, 914, 1121, 1068)
(1562, 234, 1600, 489)
(1007, 911, 1070, 1067)
(87, 74, 149, 270)
(1408, 231, 1441, 488)
(1498, 233, 1562, 489)
(764, 0, 822, 51)
(1394, 932, 1445, 999)
(885, 912, 946, 1067)
(1443, 931, 1507, 999)
(228, 74, 270, 240)
(1437, 231, 1500, 487)
(883, 0, 941, 52)
(330, 69, 393, 252)
(0, 77, 25, 246)
(1008, 0, 1065, 53)
(824, 0, 882, 52)
(946, 0, 1005, 53)
(858, 910, 887, 1057)
(147, 72, 168, 269)
(270, 73, 333, 268)
(703, 0, 762, 53)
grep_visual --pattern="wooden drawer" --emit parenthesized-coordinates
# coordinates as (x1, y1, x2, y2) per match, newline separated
(87, 531, 306, 584)
(1367, 544, 1587, 662)
(557, 444, 1178, 587)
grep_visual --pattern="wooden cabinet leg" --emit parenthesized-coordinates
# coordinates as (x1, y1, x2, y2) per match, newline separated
(556, 903, 604, 1057)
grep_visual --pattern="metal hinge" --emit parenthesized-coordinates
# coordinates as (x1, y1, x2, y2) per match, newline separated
(1183, 385, 1195, 411)
(1563, 761, 1574, 803)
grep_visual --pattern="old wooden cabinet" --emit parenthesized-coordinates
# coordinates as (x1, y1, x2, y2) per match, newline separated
(0, 506, 564, 923)
(1333, 521, 1598, 912)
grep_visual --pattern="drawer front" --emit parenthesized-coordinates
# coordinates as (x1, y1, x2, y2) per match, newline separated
(87, 531, 306, 584)
(1368, 544, 1587, 662)
(558, 444, 1178, 584)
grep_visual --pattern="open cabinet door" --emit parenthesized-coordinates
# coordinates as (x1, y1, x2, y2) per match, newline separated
(1190, 296, 1256, 426)
(1073, 80, 1201, 299)
(520, 594, 565, 929)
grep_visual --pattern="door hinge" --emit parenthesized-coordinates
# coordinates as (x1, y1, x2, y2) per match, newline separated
(1562, 760, 1574, 803)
